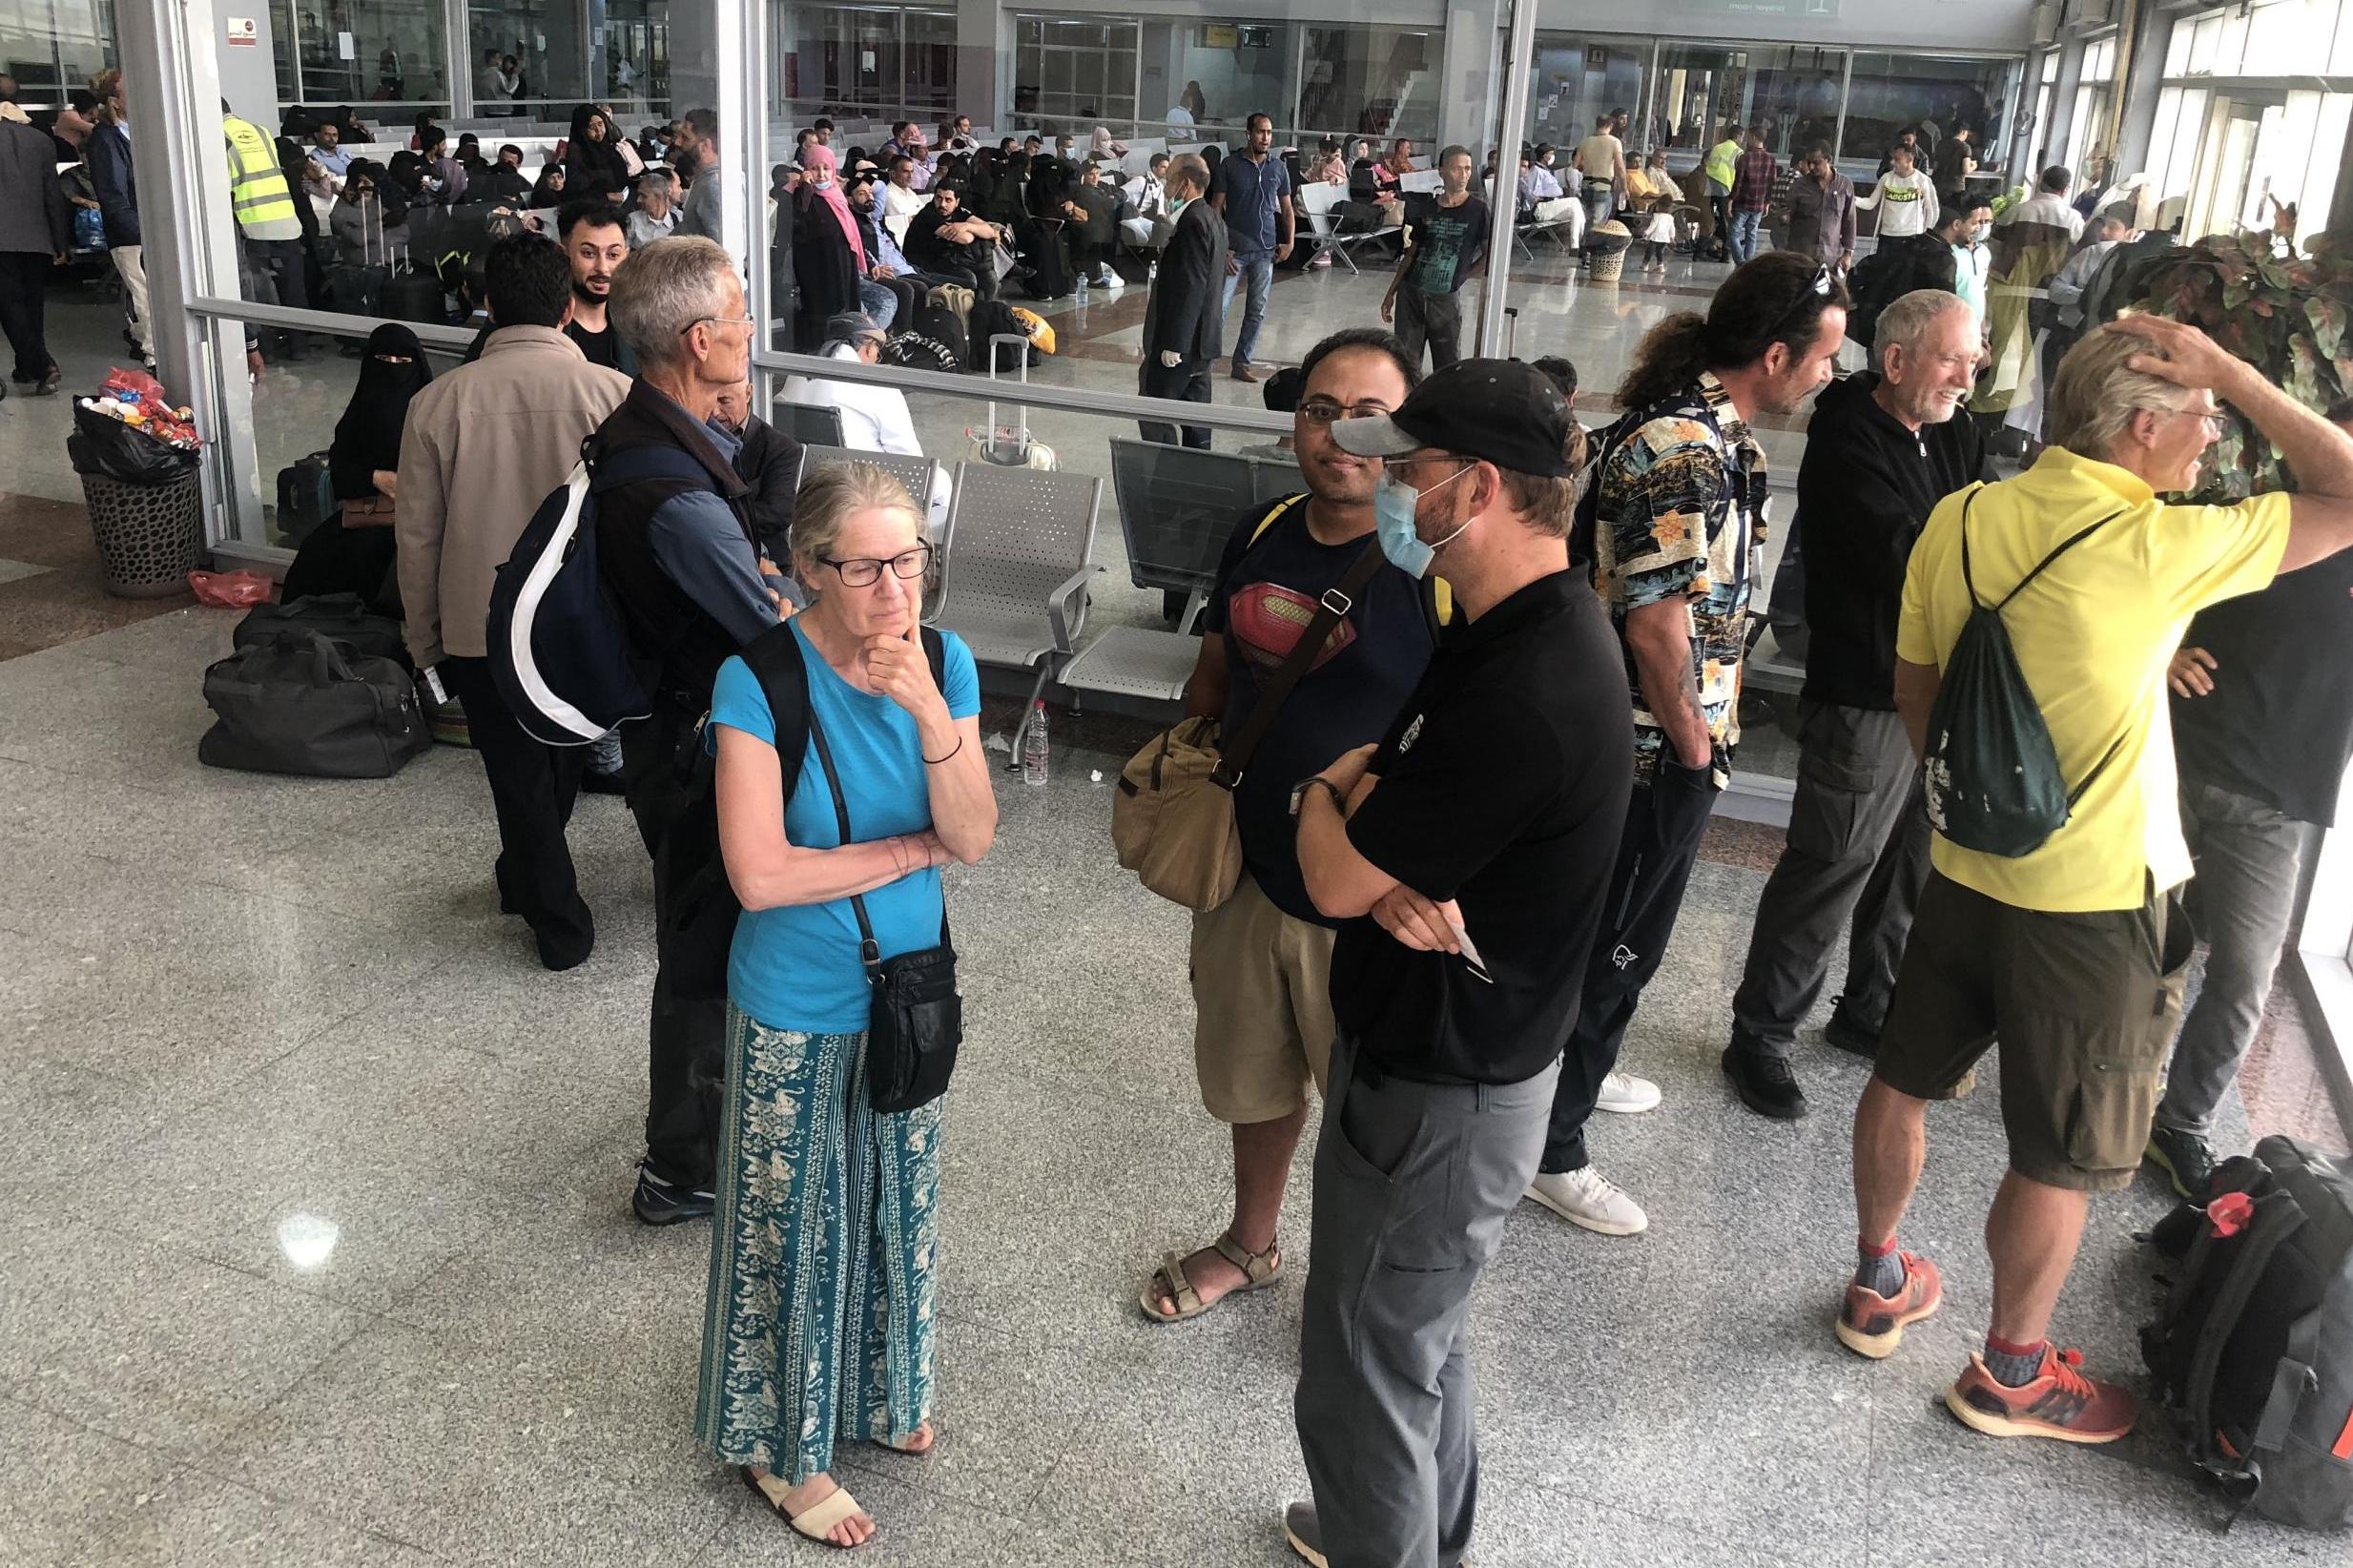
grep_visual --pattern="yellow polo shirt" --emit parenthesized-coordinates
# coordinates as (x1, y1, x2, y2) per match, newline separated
(1897, 447, 2290, 912)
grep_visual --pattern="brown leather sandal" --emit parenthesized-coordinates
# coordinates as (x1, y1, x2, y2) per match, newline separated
(1139, 1230, 1282, 1323)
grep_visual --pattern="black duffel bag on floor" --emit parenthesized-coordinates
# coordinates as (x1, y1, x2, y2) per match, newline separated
(197, 630, 429, 778)
(234, 592, 409, 670)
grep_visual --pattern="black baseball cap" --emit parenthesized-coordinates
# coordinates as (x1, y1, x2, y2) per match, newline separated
(1332, 358, 1579, 477)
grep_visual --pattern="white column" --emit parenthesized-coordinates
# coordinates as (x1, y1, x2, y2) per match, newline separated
(119, 0, 267, 547)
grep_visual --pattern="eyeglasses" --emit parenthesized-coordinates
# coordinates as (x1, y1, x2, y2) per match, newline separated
(679, 314, 756, 338)
(2136, 405, 2228, 439)
(1384, 455, 1474, 484)
(819, 544, 934, 588)
(1298, 400, 1394, 424)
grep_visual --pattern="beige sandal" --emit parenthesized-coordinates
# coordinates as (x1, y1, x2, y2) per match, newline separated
(740, 1468, 872, 1549)
(1139, 1230, 1282, 1323)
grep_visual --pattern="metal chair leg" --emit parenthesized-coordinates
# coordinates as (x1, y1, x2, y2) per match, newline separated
(1005, 662, 1054, 771)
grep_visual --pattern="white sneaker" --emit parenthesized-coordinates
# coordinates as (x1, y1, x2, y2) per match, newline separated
(1596, 1070, 1661, 1115)
(1525, 1167, 1649, 1236)
(1097, 266, 1124, 288)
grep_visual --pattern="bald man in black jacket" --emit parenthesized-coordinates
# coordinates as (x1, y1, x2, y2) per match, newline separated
(1138, 154, 1226, 450)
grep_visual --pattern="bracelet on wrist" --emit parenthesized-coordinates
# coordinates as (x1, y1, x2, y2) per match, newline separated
(923, 735, 962, 766)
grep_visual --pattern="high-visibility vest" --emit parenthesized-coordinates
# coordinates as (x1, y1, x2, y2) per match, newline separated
(1704, 140, 1741, 193)
(223, 114, 298, 230)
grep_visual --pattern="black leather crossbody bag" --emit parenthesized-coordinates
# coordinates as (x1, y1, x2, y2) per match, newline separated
(805, 701, 960, 1114)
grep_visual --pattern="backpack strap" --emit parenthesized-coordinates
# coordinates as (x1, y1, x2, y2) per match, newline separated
(2249, 1310, 2324, 1460)
(1955, 486, 2134, 806)
(588, 442, 717, 495)
(1244, 491, 1309, 552)
(2186, 1193, 2308, 1473)
(736, 620, 948, 813)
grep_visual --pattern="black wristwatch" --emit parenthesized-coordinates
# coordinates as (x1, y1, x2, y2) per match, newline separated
(1289, 776, 1348, 818)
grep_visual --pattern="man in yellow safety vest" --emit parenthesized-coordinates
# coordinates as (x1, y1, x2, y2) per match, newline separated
(223, 101, 309, 361)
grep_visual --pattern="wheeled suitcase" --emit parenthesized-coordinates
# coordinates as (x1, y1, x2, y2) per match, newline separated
(962, 334, 1058, 469)
(382, 267, 447, 325)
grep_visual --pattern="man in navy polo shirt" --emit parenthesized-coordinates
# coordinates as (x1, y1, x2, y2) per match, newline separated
(1210, 112, 1294, 383)
(1283, 360, 1631, 1568)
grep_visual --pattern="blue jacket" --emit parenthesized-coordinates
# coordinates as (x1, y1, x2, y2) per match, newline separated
(87, 122, 138, 247)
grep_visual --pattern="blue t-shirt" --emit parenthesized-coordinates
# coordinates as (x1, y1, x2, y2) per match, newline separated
(708, 622, 980, 1034)
(1213, 153, 1290, 256)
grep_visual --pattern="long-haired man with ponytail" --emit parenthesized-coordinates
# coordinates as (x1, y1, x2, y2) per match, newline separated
(1526, 251, 1847, 1238)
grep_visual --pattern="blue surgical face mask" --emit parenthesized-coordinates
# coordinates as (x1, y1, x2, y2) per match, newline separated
(1373, 464, 1473, 579)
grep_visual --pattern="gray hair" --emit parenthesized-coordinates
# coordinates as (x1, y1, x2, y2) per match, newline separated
(638, 167, 677, 196)
(1873, 288, 1972, 368)
(1166, 153, 1209, 195)
(2044, 322, 2192, 459)
(609, 236, 735, 369)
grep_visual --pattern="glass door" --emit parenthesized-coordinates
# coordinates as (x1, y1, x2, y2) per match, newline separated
(2184, 93, 2269, 244)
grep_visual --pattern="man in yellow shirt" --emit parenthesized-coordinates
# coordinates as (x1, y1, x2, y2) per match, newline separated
(1833, 317, 2353, 1446)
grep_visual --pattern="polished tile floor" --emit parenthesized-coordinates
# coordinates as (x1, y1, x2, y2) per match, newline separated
(1, 599, 2344, 1568)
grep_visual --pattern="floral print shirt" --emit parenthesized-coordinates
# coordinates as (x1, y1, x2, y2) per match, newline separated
(1592, 371, 1767, 786)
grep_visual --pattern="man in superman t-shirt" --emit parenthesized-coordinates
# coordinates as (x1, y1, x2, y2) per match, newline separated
(1141, 327, 1443, 1327)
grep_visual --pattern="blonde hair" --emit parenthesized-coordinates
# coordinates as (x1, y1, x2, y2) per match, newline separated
(791, 462, 928, 588)
(2044, 322, 2193, 459)
(1493, 423, 1590, 539)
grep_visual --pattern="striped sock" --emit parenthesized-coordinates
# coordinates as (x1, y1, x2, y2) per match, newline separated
(1853, 1235, 1904, 1297)
(1985, 1333, 2048, 1387)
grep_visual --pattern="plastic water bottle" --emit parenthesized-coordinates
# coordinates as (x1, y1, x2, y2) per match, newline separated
(1075, 269, 1089, 305)
(1022, 701, 1050, 787)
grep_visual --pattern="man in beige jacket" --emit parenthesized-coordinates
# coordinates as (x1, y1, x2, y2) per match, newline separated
(397, 234, 632, 970)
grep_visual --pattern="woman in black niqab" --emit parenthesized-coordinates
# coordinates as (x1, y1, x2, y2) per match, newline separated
(328, 323, 433, 501)
(283, 323, 434, 612)
(563, 103, 628, 202)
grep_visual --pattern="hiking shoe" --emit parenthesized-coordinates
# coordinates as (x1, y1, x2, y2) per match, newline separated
(1596, 1069, 1661, 1114)
(1946, 1346, 2137, 1445)
(1834, 1250, 1943, 1359)
(1525, 1166, 1648, 1236)
(1722, 1044, 1808, 1119)
(1230, 361, 1260, 382)
(630, 1166, 715, 1226)
(2145, 1124, 2217, 1203)
(1282, 1501, 1327, 1568)
(1821, 1004, 1880, 1058)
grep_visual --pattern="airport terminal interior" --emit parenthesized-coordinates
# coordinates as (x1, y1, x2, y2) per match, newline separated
(4, 0, 2353, 1562)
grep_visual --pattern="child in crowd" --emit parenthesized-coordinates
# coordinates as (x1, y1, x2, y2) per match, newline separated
(1641, 195, 1677, 274)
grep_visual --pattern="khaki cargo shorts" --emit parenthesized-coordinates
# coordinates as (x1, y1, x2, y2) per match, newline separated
(1877, 871, 2193, 1192)
(1188, 872, 1335, 1124)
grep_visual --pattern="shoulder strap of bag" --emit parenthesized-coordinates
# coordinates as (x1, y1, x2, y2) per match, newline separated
(1211, 535, 1393, 791)
(804, 684, 883, 978)
(588, 441, 716, 495)
(1954, 485, 2132, 806)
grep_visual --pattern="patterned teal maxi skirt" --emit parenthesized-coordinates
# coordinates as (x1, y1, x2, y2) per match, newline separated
(693, 1005, 942, 1482)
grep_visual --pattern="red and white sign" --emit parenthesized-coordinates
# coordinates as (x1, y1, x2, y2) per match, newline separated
(226, 16, 258, 46)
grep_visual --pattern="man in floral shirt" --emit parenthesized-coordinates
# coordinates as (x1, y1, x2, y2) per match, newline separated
(1527, 252, 1847, 1238)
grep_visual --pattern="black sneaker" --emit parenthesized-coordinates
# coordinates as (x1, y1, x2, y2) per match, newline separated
(631, 1166, 715, 1225)
(2145, 1124, 2217, 1203)
(1723, 1045, 1808, 1120)
(1822, 1003, 1880, 1058)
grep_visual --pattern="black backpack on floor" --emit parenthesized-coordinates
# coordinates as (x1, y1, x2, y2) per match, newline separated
(1921, 485, 2125, 856)
(2143, 1137, 2353, 1530)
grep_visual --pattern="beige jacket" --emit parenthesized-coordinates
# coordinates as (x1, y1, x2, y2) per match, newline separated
(396, 327, 631, 666)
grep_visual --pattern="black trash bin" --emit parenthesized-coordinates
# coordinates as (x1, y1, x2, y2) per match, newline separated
(68, 400, 204, 598)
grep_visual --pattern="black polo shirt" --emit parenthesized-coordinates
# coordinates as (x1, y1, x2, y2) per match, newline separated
(2171, 549, 2353, 827)
(1331, 569, 1633, 1084)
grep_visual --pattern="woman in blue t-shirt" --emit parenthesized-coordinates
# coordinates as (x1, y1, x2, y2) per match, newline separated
(691, 464, 994, 1549)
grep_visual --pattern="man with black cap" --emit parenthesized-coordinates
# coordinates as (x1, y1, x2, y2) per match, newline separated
(1283, 359, 1632, 1568)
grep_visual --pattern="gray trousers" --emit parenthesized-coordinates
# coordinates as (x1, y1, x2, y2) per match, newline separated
(1393, 286, 1465, 373)
(1729, 702, 1930, 1058)
(2157, 775, 2318, 1137)
(1294, 1034, 1557, 1568)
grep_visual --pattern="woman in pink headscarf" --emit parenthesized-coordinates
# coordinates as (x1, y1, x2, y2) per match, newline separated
(792, 141, 875, 349)
(1088, 124, 1127, 164)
